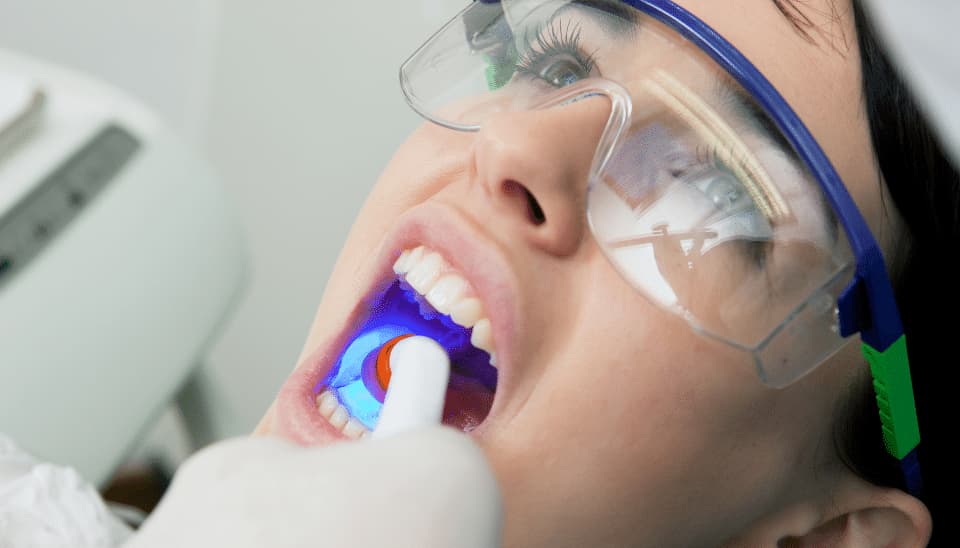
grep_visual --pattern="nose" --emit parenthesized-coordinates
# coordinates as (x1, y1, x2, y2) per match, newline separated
(470, 96, 612, 256)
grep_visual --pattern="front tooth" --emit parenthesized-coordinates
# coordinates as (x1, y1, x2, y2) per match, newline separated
(489, 352, 498, 369)
(470, 318, 494, 354)
(393, 250, 412, 274)
(317, 390, 338, 419)
(408, 246, 425, 263)
(342, 419, 366, 440)
(426, 274, 468, 314)
(406, 252, 443, 294)
(402, 246, 425, 277)
(330, 405, 349, 429)
(450, 298, 483, 328)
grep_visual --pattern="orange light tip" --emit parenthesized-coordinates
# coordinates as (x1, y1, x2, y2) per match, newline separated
(375, 334, 414, 390)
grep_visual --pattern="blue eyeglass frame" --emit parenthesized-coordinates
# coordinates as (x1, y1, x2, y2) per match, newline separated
(473, 0, 923, 497)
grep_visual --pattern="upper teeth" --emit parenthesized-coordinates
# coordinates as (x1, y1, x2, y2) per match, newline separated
(393, 246, 497, 365)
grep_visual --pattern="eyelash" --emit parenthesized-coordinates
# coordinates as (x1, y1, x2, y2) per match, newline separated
(515, 21, 598, 82)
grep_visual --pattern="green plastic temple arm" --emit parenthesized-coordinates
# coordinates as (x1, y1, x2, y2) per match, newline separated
(862, 335, 920, 460)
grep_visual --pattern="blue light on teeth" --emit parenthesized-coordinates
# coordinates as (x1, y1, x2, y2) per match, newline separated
(336, 382, 383, 430)
(324, 324, 409, 430)
(327, 325, 407, 388)
(316, 280, 498, 432)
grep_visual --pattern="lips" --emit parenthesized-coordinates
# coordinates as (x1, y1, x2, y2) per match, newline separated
(271, 202, 521, 446)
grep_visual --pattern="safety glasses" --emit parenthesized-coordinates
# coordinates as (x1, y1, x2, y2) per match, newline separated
(400, 0, 922, 497)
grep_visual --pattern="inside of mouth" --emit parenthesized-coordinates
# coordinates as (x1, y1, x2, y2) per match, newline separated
(316, 279, 497, 432)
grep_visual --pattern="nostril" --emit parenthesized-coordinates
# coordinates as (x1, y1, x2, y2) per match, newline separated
(525, 188, 546, 225)
(503, 180, 546, 226)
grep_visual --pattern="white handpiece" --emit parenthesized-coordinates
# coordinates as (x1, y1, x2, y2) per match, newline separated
(373, 336, 450, 439)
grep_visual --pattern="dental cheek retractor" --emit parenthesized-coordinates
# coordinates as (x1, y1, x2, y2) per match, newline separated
(372, 336, 451, 439)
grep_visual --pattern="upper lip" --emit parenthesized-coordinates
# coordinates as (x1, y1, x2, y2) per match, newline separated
(376, 200, 521, 429)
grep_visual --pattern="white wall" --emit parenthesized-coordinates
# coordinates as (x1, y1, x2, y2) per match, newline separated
(2, 0, 466, 448)
(0, 0, 221, 146)
(195, 0, 465, 439)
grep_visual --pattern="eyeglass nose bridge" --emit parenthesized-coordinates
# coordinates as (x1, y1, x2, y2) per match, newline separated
(509, 79, 634, 182)
(403, 76, 634, 173)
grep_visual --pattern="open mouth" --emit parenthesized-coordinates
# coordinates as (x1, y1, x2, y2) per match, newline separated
(311, 246, 499, 439)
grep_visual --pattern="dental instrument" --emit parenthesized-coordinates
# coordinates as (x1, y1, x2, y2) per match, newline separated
(373, 335, 451, 439)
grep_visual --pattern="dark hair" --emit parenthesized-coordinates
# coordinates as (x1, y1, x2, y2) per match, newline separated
(836, 1, 956, 545)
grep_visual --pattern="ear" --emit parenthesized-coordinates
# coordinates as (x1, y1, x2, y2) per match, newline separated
(727, 475, 931, 547)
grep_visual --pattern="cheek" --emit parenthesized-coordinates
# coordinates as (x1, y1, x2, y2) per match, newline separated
(327, 124, 473, 276)
(491, 254, 761, 480)
(375, 122, 473, 206)
(486, 248, 830, 533)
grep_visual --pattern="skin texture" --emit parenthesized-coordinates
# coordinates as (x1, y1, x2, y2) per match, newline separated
(256, 0, 930, 545)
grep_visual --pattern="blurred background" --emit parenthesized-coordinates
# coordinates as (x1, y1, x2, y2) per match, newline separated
(1, 0, 464, 514)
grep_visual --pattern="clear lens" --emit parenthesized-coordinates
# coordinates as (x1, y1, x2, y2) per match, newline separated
(401, 0, 619, 129)
(401, 0, 856, 385)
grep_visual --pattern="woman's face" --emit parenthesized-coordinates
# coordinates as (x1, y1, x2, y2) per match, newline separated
(258, 0, 898, 545)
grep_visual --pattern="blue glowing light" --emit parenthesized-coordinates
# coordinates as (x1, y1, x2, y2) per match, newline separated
(316, 281, 497, 432)
(336, 381, 383, 430)
(324, 324, 408, 429)
(327, 325, 407, 388)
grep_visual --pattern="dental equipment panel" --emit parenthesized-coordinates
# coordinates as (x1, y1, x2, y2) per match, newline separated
(0, 49, 245, 486)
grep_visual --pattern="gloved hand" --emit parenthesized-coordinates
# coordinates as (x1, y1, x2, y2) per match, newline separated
(124, 337, 501, 548)
(122, 428, 501, 548)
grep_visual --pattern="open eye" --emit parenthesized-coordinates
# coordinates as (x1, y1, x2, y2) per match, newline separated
(704, 172, 752, 214)
(532, 55, 591, 87)
(515, 20, 597, 89)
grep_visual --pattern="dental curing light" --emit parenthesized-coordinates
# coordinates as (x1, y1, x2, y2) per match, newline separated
(376, 334, 415, 390)
(373, 336, 451, 439)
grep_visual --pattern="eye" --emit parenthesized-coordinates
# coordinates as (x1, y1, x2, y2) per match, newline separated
(514, 21, 597, 89)
(533, 55, 591, 87)
(674, 161, 774, 267)
(704, 173, 752, 214)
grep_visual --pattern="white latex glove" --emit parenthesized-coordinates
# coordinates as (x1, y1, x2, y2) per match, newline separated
(123, 428, 501, 548)
(124, 337, 501, 548)
(866, 0, 960, 165)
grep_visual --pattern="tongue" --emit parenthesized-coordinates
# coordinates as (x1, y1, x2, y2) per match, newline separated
(442, 374, 494, 432)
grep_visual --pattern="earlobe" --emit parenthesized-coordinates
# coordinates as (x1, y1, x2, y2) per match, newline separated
(777, 479, 931, 548)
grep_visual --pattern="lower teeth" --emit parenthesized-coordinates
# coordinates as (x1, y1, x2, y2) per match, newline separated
(315, 389, 370, 439)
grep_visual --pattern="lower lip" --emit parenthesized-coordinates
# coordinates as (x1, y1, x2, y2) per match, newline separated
(272, 305, 374, 445)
